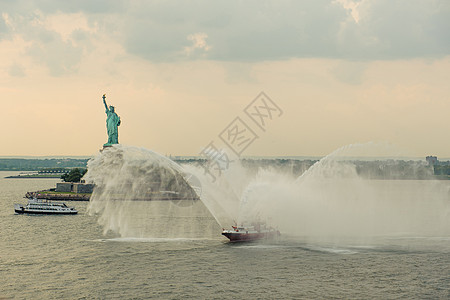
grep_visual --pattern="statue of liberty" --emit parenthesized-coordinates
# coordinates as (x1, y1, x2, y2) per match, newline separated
(102, 94, 121, 146)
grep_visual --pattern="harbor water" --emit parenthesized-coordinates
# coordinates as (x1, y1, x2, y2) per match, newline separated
(1, 171, 450, 299)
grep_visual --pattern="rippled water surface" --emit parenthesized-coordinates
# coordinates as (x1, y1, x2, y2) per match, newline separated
(1, 172, 449, 299)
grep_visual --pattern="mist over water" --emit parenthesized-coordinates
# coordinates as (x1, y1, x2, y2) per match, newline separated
(85, 144, 450, 241)
(85, 145, 219, 238)
(244, 145, 450, 238)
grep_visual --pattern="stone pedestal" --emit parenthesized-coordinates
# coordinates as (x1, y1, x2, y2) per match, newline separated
(100, 145, 113, 152)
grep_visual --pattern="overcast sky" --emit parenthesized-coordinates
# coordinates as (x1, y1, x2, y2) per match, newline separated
(1, 0, 449, 157)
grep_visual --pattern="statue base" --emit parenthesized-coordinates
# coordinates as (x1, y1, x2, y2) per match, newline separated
(100, 144, 114, 152)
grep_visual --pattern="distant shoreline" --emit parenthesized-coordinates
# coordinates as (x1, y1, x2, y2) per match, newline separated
(26, 190, 91, 201)
(6, 175, 61, 179)
(3, 157, 450, 180)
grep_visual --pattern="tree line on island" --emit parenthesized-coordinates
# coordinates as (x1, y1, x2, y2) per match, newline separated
(0, 158, 89, 171)
(3, 157, 450, 181)
(60, 168, 87, 183)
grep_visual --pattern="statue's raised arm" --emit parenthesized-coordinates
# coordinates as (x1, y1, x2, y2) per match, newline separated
(102, 94, 108, 111)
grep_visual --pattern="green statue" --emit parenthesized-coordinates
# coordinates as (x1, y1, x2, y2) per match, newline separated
(102, 94, 121, 146)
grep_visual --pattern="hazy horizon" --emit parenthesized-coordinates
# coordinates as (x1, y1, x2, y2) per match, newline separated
(0, 153, 445, 162)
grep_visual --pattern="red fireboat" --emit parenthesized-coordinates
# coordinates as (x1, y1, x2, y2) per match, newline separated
(221, 223, 280, 242)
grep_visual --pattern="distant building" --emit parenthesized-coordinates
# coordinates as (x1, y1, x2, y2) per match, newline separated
(73, 183, 94, 193)
(426, 156, 438, 166)
(56, 182, 94, 194)
(56, 182, 73, 192)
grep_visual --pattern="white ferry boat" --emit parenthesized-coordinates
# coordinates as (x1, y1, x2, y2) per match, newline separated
(14, 198, 78, 215)
(222, 223, 280, 242)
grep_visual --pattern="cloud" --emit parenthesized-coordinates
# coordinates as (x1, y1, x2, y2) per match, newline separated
(1, 9, 97, 76)
(183, 32, 212, 57)
(334, 0, 361, 23)
(25, 35, 84, 76)
(345, 0, 450, 60)
(120, 0, 346, 62)
(2, 0, 450, 69)
(2, 0, 125, 15)
(0, 13, 13, 40)
(8, 63, 26, 77)
(117, 0, 450, 62)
